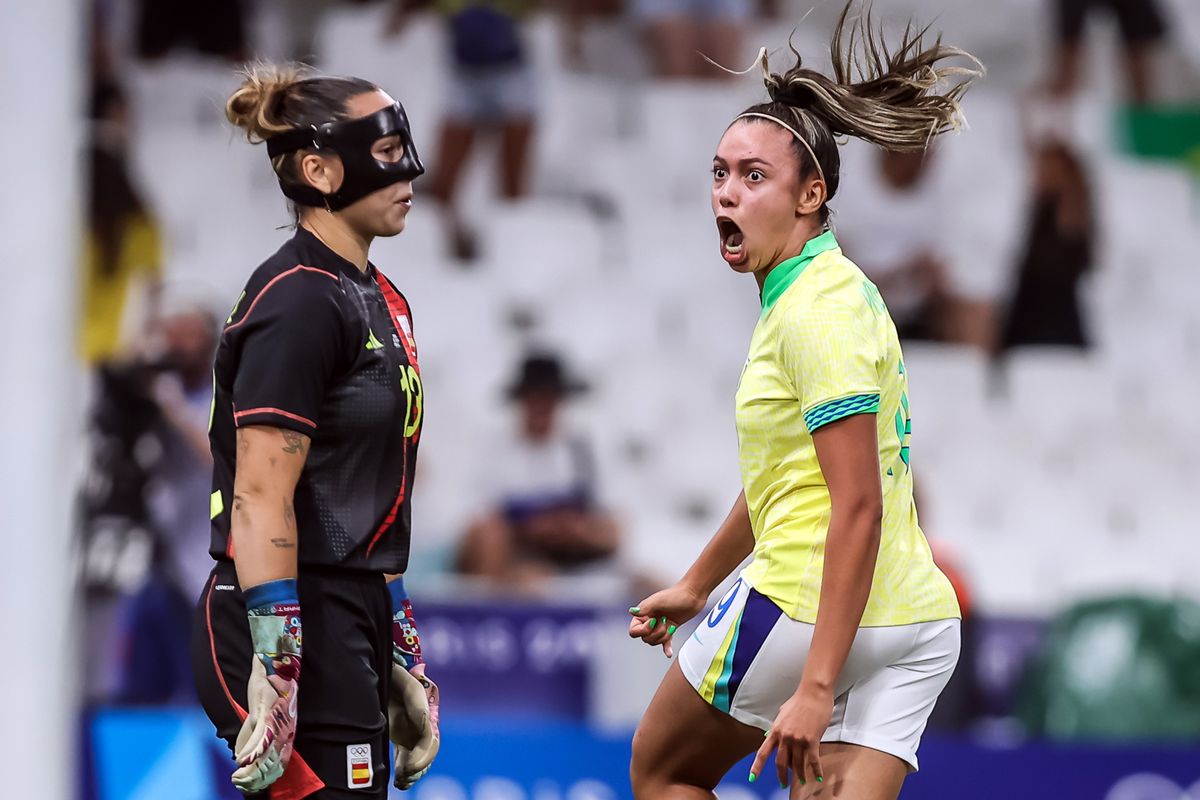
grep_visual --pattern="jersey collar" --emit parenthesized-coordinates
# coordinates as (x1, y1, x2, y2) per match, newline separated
(295, 225, 376, 284)
(759, 230, 840, 316)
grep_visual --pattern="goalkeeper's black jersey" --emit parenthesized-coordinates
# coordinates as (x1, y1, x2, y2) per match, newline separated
(207, 227, 423, 574)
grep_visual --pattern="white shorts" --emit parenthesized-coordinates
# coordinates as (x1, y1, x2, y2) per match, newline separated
(678, 576, 960, 771)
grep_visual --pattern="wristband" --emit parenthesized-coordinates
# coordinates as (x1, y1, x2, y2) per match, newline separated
(246, 578, 302, 675)
(388, 577, 424, 670)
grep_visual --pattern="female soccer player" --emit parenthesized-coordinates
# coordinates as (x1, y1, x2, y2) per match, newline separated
(190, 64, 439, 799)
(628, 6, 981, 798)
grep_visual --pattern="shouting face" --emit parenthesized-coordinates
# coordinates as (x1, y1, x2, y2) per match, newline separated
(711, 118, 827, 277)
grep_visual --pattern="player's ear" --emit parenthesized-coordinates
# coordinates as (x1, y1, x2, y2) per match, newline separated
(795, 174, 827, 218)
(299, 152, 343, 197)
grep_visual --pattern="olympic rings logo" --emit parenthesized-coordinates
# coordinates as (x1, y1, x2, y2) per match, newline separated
(349, 745, 370, 758)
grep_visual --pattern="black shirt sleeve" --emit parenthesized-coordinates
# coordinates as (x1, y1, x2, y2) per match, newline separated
(228, 267, 346, 434)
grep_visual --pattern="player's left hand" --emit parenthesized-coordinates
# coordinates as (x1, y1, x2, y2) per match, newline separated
(388, 578, 439, 790)
(389, 663, 440, 790)
(751, 682, 833, 790)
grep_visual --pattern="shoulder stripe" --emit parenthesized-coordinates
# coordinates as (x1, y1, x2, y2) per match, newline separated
(804, 393, 880, 432)
(223, 264, 338, 334)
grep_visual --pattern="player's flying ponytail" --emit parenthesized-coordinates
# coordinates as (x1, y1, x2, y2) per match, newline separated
(733, 0, 983, 222)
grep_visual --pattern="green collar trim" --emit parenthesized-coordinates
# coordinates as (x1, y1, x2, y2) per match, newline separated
(760, 230, 839, 315)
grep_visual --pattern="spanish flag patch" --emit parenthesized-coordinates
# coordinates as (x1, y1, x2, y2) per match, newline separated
(346, 743, 373, 789)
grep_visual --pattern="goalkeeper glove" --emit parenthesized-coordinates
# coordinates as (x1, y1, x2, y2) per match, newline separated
(387, 577, 439, 790)
(232, 579, 302, 795)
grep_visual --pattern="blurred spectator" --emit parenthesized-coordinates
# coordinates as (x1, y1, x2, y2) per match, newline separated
(145, 303, 219, 602)
(78, 302, 219, 704)
(110, 303, 219, 704)
(836, 149, 959, 343)
(999, 139, 1094, 352)
(134, 0, 248, 62)
(80, 81, 163, 368)
(634, 0, 749, 79)
(90, 0, 117, 86)
(457, 353, 621, 593)
(1048, 0, 1169, 105)
(390, 0, 538, 261)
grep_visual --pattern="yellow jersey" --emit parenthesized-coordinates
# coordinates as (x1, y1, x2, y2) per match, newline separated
(79, 215, 162, 365)
(736, 231, 959, 626)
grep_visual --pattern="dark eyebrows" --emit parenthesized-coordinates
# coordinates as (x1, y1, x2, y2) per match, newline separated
(738, 157, 773, 170)
(712, 155, 774, 170)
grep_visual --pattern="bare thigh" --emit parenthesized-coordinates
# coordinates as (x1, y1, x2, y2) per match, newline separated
(791, 742, 907, 800)
(630, 661, 765, 799)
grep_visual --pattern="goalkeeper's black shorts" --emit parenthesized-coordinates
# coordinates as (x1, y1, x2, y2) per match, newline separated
(191, 560, 393, 800)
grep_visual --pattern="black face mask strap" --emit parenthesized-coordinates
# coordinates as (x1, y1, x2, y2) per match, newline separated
(265, 127, 319, 160)
(265, 126, 329, 208)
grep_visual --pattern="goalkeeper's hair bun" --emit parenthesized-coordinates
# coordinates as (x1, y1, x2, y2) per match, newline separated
(224, 62, 380, 209)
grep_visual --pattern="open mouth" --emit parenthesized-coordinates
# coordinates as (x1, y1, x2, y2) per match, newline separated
(716, 216, 745, 261)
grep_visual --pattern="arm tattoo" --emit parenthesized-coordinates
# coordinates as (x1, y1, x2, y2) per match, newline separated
(283, 496, 297, 530)
(274, 498, 297, 548)
(281, 429, 308, 455)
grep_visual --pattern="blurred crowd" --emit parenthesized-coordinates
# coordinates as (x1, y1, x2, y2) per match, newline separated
(77, 0, 1198, 741)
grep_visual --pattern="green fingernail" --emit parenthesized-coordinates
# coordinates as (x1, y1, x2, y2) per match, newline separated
(780, 781, 788, 789)
(748, 773, 757, 783)
(667, 624, 678, 635)
(817, 776, 824, 782)
(629, 606, 640, 614)
(648, 618, 657, 629)
(800, 779, 807, 786)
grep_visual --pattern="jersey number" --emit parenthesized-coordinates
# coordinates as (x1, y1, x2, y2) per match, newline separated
(398, 365, 423, 437)
(893, 360, 911, 471)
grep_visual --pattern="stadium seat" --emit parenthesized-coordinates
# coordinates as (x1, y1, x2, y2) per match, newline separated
(475, 199, 606, 307)
(998, 348, 1120, 439)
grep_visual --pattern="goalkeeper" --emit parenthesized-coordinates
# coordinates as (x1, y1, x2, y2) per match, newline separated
(190, 62, 440, 798)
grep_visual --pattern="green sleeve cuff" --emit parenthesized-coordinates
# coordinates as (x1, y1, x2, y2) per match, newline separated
(804, 393, 880, 432)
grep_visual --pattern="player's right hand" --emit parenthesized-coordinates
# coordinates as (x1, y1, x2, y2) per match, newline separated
(628, 583, 708, 659)
(231, 653, 301, 794)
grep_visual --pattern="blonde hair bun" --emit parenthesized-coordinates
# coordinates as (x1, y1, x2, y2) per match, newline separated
(226, 62, 312, 143)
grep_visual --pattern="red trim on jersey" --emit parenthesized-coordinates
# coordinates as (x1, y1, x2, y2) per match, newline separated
(224, 265, 338, 334)
(365, 271, 419, 556)
(364, 448, 409, 557)
(205, 575, 325, 800)
(270, 748, 325, 800)
(374, 271, 419, 366)
(234, 407, 318, 430)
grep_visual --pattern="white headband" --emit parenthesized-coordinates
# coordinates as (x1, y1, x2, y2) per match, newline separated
(735, 112, 826, 183)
